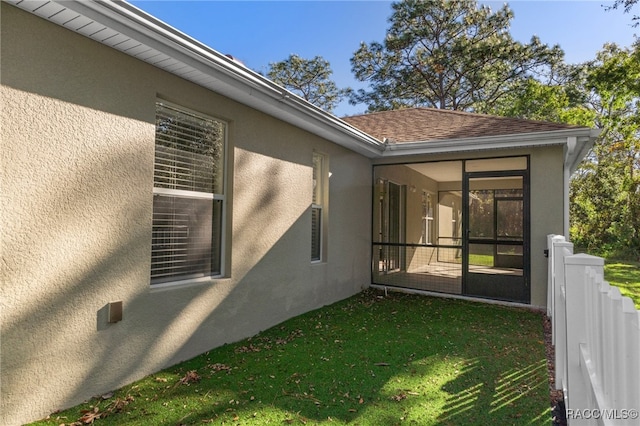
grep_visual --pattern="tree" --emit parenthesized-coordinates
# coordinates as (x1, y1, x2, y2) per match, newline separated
(487, 41, 639, 259)
(488, 63, 596, 126)
(608, 0, 640, 27)
(349, 0, 563, 112)
(569, 43, 640, 258)
(267, 54, 351, 113)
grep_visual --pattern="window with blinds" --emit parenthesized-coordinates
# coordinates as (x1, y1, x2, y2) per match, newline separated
(151, 102, 226, 285)
(312, 153, 326, 262)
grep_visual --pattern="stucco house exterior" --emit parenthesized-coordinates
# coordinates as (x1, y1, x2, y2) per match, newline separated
(0, 1, 597, 424)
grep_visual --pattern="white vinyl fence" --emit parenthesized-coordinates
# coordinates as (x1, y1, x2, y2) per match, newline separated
(547, 235, 640, 425)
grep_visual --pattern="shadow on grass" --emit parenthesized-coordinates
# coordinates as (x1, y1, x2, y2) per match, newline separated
(31, 290, 551, 425)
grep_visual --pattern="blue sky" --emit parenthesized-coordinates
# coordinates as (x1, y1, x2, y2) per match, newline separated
(129, 1, 638, 116)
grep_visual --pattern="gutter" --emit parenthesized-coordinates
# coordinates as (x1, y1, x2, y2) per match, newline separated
(6, 1, 600, 162)
(380, 128, 599, 158)
(6, 0, 384, 157)
(98, 0, 385, 156)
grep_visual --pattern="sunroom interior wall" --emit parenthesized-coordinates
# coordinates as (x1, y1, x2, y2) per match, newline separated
(0, 4, 371, 425)
(373, 165, 439, 272)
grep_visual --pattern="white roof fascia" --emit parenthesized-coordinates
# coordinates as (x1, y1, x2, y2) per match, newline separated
(7, 0, 384, 157)
(381, 128, 599, 165)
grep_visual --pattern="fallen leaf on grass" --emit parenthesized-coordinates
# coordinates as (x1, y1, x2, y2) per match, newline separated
(208, 363, 231, 372)
(109, 396, 134, 413)
(281, 389, 321, 405)
(178, 370, 200, 385)
(391, 393, 407, 401)
(235, 344, 261, 353)
(79, 407, 103, 424)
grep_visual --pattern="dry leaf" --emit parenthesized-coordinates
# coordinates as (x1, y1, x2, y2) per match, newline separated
(109, 396, 134, 413)
(79, 407, 103, 424)
(391, 392, 407, 401)
(178, 370, 200, 385)
(208, 363, 231, 372)
(235, 344, 261, 353)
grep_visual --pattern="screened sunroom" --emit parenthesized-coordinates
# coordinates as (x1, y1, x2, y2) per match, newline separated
(372, 156, 530, 303)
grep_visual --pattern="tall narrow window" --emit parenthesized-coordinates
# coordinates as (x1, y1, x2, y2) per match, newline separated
(151, 101, 226, 285)
(311, 153, 327, 262)
(422, 191, 434, 245)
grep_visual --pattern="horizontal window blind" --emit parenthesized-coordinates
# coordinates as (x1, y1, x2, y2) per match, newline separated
(151, 195, 216, 283)
(311, 206, 322, 261)
(311, 153, 326, 262)
(155, 102, 224, 194)
(152, 102, 225, 285)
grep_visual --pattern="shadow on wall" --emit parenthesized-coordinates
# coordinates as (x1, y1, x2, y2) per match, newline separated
(1, 6, 368, 422)
(2, 133, 153, 423)
(0, 132, 276, 423)
(1, 105, 364, 426)
(168, 145, 366, 367)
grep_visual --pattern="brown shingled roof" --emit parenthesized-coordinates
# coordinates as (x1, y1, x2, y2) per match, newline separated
(341, 107, 583, 143)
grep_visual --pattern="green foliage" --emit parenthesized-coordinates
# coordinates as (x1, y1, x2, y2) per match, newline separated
(267, 54, 351, 113)
(570, 43, 640, 259)
(490, 73, 596, 126)
(349, 0, 562, 112)
(487, 41, 639, 260)
(29, 291, 550, 425)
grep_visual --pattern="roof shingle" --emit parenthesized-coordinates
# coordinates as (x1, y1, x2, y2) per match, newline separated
(342, 107, 584, 143)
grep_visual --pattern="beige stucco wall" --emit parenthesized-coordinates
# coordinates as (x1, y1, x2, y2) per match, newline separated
(529, 145, 565, 306)
(0, 5, 371, 425)
(372, 146, 565, 309)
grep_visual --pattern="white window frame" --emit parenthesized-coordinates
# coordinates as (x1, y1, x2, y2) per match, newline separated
(151, 100, 227, 287)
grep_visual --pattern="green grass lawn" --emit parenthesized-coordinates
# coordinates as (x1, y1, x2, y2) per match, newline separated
(31, 290, 551, 426)
(605, 260, 640, 309)
(468, 254, 494, 267)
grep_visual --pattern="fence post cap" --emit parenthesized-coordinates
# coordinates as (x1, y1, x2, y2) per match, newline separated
(554, 241, 573, 248)
(564, 253, 605, 266)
